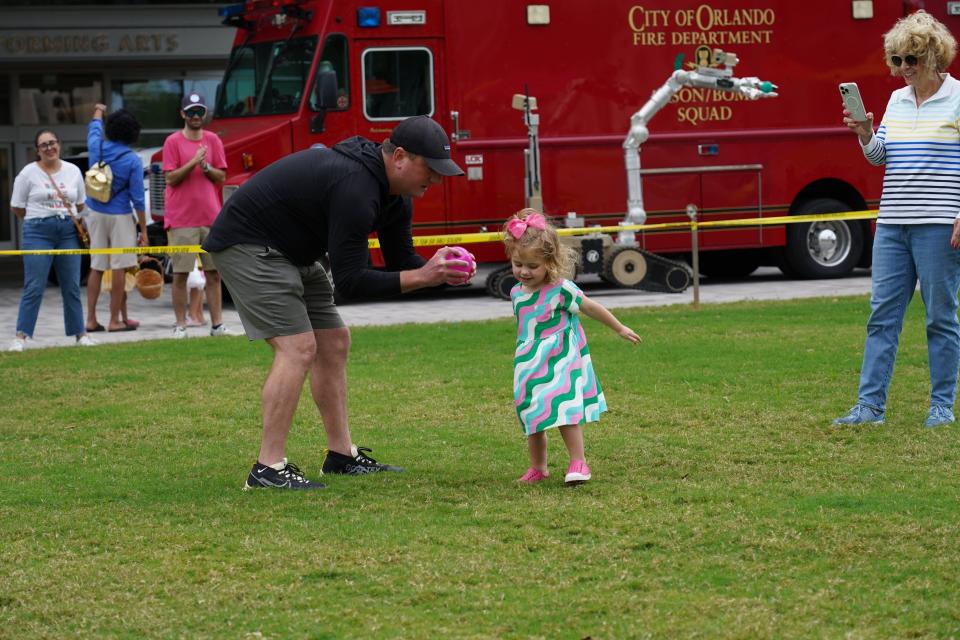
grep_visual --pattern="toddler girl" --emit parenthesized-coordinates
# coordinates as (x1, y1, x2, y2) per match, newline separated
(504, 208, 641, 485)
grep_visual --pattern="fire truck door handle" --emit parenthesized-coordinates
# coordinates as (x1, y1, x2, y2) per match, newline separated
(450, 110, 470, 141)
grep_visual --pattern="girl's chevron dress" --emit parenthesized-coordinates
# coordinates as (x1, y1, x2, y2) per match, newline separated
(512, 279, 607, 435)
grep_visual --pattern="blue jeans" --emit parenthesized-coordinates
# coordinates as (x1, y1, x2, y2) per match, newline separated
(857, 224, 960, 411)
(16, 216, 84, 338)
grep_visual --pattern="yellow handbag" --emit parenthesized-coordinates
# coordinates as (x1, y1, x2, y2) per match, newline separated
(84, 161, 112, 203)
(84, 138, 113, 202)
(84, 140, 132, 203)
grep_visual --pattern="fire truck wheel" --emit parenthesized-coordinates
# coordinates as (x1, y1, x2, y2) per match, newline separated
(604, 247, 647, 288)
(784, 198, 864, 279)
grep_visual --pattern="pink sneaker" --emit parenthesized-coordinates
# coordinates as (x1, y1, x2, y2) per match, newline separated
(518, 467, 549, 484)
(564, 460, 591, 485)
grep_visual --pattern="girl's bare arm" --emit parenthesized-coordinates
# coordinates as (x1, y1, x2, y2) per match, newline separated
(580, 296, 641, 344)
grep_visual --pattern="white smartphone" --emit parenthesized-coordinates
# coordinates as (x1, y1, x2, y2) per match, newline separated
(839, 82, 868, 122)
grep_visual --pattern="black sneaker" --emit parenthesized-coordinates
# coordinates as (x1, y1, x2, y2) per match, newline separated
(321, 446, 405, 475)
(243, 460, 326, 490)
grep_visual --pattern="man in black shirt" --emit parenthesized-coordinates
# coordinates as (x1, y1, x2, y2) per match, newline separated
(203, 116, 469, 490)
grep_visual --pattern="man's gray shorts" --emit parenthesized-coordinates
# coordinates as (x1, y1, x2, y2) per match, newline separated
(208, 244, 344, 341)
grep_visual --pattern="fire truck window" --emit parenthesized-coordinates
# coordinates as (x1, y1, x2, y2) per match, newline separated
(311, 34, 349, 112)
(216, 35, 318, 118)
(362, 48, 434, 120)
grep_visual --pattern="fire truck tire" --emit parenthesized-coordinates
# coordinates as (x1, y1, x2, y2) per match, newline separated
(784, 198, 864, 278)
(604, 247, 647, 288)
(776, 253, 799, 278)
(697, 251, 760, 278)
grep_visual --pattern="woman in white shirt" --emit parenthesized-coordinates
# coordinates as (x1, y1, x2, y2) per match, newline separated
(8, 129, 97, 351)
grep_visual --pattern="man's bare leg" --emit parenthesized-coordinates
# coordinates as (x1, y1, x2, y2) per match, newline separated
(205, 271, 224, 327)
(308, 327, 353, 456)
(171, 273, 189, 327)
(258, 331, 317, 465)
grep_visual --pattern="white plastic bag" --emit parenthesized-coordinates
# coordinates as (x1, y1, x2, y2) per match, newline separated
(187, 261, 206, 290)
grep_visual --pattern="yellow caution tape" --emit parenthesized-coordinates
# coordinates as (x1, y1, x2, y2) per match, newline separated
(0, 210, 877, 256)
(378, 210, 879, 249)
(0, 245, 203, 257)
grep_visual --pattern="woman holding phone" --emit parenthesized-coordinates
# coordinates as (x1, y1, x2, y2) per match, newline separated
(835, 10, 960, 428)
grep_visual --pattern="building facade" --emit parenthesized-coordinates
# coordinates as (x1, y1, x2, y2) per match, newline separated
(0, 2, 233, 249)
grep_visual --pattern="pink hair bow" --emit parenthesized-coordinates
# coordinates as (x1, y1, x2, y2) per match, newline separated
(506, 213, 546, 239)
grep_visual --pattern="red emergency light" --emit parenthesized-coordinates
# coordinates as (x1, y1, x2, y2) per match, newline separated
(220, 0, 310, 23)
(242, 0, 303, 12)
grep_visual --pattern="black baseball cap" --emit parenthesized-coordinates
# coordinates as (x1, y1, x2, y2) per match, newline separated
(389, 116, 464, 176)
(181, 93, 208, 111)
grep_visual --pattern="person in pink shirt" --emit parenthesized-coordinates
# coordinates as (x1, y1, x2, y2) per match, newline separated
(162, 93, 231, 339)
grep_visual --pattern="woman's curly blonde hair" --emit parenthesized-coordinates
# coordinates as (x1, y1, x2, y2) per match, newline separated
(883, 10, 956, 76)
(502, 208, 577, 284)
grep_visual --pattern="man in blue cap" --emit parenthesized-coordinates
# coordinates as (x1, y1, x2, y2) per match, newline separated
(203, 116, 471, 490)
(162, 92, 230, 339)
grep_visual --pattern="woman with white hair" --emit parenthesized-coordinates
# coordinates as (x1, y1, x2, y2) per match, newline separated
(835, 10, 960, 428)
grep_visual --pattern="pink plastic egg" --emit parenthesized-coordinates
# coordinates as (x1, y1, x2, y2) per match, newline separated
(446, 246, 475, 282)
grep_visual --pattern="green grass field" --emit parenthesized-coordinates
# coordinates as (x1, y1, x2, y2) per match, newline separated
(2, 295, 959, 639)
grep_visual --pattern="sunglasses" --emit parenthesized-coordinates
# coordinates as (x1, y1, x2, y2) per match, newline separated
(37, 141, 59, 150)
(890, 54, 919, 67)
(184, 107, 206, 118)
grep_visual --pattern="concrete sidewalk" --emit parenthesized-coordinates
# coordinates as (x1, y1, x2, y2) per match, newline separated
(0, 266, 874, 351)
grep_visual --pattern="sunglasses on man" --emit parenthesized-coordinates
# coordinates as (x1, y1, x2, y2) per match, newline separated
(890, 54, 918, 67)
(184, 107, 206, 118)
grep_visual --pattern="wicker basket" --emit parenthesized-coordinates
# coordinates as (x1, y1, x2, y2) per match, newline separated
(135, 264, 164, 300)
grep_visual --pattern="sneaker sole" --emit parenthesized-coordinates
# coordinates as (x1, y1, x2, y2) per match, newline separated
(242, 481, 327, 490)
(321, 465, 405, 474)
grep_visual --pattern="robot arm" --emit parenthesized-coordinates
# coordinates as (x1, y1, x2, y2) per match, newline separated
(621, 50, 777, 242)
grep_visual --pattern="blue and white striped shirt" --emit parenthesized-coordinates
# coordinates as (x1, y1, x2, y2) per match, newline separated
(862, 73, 960, 225)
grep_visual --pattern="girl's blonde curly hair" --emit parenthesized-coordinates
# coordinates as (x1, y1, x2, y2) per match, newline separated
(502, 208, 577, 284)
(883, 10, 956, 75)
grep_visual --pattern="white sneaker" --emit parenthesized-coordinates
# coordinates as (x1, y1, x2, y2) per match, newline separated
(8, 336, 26, 352)
(210, 324, 233, 336)
(173, 326, 188, 339)
(76, 335, 98, 347)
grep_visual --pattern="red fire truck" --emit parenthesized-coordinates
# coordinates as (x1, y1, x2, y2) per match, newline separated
(149, 0, 960, 292)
